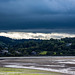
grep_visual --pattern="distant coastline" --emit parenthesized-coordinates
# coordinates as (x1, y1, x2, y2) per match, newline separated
(0, 28, 75, 33)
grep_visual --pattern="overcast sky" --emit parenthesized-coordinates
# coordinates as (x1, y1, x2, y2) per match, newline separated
(0, 0, 75, 29)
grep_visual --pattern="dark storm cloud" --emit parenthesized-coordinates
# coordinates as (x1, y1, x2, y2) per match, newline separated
(0, 0, 50, 15)
(0, 0, 75, 29)
(0, 0, 75, 15)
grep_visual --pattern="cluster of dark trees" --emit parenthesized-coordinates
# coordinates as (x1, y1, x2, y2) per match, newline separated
(0, 36, 75, 56)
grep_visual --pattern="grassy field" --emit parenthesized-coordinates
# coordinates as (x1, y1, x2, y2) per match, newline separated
(0, 67, 62, 75)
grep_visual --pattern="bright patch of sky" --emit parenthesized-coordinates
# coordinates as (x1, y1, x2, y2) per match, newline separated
(0, 32, 75, 40)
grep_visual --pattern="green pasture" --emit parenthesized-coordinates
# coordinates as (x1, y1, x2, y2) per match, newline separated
(0, 67, 63, 75)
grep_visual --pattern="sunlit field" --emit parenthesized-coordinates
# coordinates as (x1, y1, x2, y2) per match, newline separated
(0, 67, 61, 75)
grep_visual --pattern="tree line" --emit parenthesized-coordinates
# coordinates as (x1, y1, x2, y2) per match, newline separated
(0, 36, 75, 56)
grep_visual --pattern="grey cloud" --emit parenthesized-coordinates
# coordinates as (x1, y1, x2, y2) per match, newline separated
(0, 0, 75, 15)
(46, 0, 75, 14)
(0, 0, 50, 15)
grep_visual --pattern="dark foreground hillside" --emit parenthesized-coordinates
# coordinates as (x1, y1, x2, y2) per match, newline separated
(0, 36, 75, 56)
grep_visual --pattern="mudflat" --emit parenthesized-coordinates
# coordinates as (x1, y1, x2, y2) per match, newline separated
(0, 56, 75, 75)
